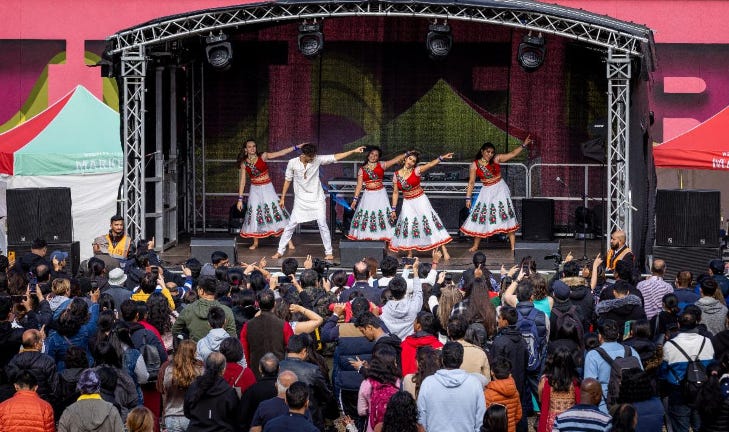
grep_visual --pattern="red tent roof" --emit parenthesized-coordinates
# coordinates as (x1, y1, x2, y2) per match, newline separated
(654, 104, 729, 170)
(0, 90, 74, 175)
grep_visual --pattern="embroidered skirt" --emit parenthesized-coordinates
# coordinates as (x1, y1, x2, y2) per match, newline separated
(460, 179, 519, 238)
(389, 194, 452, 252)
(347, 188, 395, 242)
(240, 182, 290, 238)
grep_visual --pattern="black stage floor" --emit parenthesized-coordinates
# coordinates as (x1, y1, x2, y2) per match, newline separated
(159, 232, 606, 272)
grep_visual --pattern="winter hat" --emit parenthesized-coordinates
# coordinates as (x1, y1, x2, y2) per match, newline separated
(552, 280, 571, 301)
(77, 369, 101, 394)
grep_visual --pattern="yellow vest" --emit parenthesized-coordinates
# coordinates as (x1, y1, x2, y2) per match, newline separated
(106, 234, 130, 259)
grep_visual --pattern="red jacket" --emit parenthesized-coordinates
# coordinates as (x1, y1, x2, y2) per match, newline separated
(400, 332, 443, 376)
(0, 389, 55, 432)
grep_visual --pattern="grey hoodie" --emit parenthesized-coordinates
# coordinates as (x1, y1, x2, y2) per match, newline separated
(417, 368, 486, 432)
(696, 296, 728, 336)
(381, 277, 422, 340)
(196, 328, 231, 362)
(57, 397, 124, 432)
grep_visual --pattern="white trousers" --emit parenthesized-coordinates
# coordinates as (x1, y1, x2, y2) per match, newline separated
(277, 214, 332, 255)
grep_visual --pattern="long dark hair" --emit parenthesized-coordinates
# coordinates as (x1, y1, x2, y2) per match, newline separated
(188, 353, 226, 405)
(366, 344, 400, 386)
(362, 146, 382, 165)
(610, 404, 637, 432)
(464, 277, 497, 337)
(410, 346, 441, 397)
(543, 346, 579, 392)
(473, 142, 496, 162)
(235, 139, 257, 166)
(481, 404, 508, 432)
(57, 297, 91, 336)
(146, 292, 172, 334)
(381, 391, 420, 432)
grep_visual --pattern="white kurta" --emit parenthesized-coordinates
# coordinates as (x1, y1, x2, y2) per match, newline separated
(285, 154, 336, 223)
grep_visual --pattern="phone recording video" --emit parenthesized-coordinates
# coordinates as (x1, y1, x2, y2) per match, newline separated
(277, 275, 291, 284)
(28, 272, 38, 294)
(401, 257, 415, 265)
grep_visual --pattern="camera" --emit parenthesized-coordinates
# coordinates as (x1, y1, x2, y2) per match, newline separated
(90, 281, 99, 290)
(544, 253, 562, 262)
(401, 257, 415, 265)
(151, 266, 160, 278)
(277, 275, 291, 284)
(28, 272, 37, 294)
(444, 272, 453, 284)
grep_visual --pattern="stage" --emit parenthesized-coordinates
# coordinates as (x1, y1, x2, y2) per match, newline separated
(159, 232, 605, 273)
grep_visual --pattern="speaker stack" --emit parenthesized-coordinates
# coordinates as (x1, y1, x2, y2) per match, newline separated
(653, 189, 721, 282)
(516, 199, 559, 269)
(6, 187, 78, 274)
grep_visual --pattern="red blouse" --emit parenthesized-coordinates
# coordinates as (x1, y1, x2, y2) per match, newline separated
(243, 157, 271, 185)
(360, 162, 385, 190)
(396, 169, 424, 199)
(475, 160, 502, 186)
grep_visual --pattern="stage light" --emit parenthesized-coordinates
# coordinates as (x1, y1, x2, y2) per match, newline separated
(205, 33, 232, 70)
(298, 21, 324, 59)
(518, 33, 546, 71)
(426, 21, 452, 60)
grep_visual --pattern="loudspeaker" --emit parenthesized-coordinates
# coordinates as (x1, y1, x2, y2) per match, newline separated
(521, 199, 554, 241)
(7, 241, 80, 276)
(429, 198, 464, 231)
(7, 188, 73, 244)
(656, 189, 720, 247)
(190, 237, 238, 264)
(652, 245, 720, 284)
(339, 240, 386, 268)
(514, 241, 560, 270)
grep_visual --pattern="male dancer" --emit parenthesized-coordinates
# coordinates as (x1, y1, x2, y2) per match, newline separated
(272, 143, 365, 260)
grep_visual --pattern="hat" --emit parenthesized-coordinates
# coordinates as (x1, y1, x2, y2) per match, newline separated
(108, 267, 127, 286)
(50, 250, 68, 262)
(93, 236, 109, 246)
(77, 369, 101, 394)
(552, 280, 571, 301)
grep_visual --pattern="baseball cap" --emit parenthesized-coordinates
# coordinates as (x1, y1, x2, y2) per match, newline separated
(51, 250, 68, 262)
(552, 280, 571, 301)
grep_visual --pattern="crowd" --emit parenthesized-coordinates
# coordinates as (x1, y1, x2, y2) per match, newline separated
(1, 216, 729, 432)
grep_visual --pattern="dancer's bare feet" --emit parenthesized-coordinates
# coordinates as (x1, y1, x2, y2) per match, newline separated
(271, 252, 283, 259)
(288, 241, 295, 251)
(324, 254, 334, 261)
(249, 239, 259, 250)
(468, 238, 481, 253)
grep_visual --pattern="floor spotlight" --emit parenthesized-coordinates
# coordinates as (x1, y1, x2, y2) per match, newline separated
(517, 33, 546, 72)
(426, 21, 452, 60)
(205, 34, 232, 70)
(298, 21, 324, 59)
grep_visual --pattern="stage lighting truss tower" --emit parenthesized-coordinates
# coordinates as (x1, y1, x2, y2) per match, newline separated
(110, 0, 653, 241)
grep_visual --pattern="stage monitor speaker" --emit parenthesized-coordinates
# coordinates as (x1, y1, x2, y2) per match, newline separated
(7, 241, 80, 276)
(656, 189, 720, 247)
(7, 188, 73, 245)
(514, 241, 560, 270)
(339, 240, 386, 268)
(190, 237, 238, 264)
(652, 245, 720, 284)
(521, 199, 554, 241)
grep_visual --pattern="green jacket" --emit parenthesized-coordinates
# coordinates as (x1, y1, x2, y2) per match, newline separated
(172, 298, 237, 342)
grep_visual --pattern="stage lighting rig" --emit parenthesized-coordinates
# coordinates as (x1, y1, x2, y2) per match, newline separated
(205, 33, 232, 70)
(426, 20, 452, 60)
(517, 32, 546, 72)
(298, 20, 324, 59)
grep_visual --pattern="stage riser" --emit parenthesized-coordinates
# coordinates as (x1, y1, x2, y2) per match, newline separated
(339, 240, 386, 268)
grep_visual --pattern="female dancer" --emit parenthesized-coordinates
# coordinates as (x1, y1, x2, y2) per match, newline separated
(389, 151, 453, 259)
(236, 139, 297, 250)
(347, 147, 407, 242)
(460, 135, 532, 252)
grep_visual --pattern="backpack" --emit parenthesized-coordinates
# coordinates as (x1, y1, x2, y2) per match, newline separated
(516, 307, 546, 372)
(368, 379, 399, 429)
(668, 337, 708, 406)
(139, 333, 162, 382)
(595, 345, 643, 407)
(552, 305, 584, 342)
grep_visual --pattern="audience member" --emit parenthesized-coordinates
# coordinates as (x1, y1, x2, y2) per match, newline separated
(0, 371, 54, 432)
(552, 378, 612, 432)
(57, 368, 124, 432)
(183, 352, 239, 431)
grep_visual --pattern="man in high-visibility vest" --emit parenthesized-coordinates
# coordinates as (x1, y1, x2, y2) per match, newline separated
(605, 229, 634, 272)
(105, 215, 132, 260)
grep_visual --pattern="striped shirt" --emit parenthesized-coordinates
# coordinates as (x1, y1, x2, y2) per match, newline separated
(552, 404, 612, 431)
(636, 275, 674, 320)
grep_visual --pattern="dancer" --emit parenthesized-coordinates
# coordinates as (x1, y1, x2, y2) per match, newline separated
(347, 146, 408, 242)
(236, 139, 298, 250)
(389, 151, 453, 259)
(460, 135, 532, 253)
(272, 143, 366, 260)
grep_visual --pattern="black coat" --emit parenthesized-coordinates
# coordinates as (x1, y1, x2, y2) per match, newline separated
(0, 322, 24, 384)
(279, 357, 334, 431)
(595, 294, 647, 339)
(240, 376, 277, 431)
(491, 326, 530, 413)
(5, 350, 57, 403)
(562, 276, 595, 332)
(184, 376, 240, 432)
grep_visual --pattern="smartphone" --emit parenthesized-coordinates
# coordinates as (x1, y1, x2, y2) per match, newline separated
(151, 266, 160, 278)
(90, 281, 99, 291)
(444, 273, 453, 284)
(28, 272, 38, 294)
(401, 257, 415, 265)
(277, 275, 290, 284)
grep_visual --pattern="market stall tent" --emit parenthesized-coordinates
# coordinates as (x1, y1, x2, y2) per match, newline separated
(0, 85, 123, 259)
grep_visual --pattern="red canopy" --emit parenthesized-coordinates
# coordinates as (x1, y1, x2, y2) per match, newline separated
(654, 104, 729, 170)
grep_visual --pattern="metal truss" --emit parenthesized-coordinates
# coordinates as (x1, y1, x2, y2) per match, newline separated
(184, 62, 205, 234)
(606, 48, 632, 241)
(108, 1, 651, 57)
(121, 46, 146, 241)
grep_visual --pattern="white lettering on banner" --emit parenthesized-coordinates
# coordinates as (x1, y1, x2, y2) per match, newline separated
(75, 156, 123, 173)
(712, 158, 728, 169)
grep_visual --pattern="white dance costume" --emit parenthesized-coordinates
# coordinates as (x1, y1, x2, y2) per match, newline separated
(240, 157, 290, 238)
(460, 160, 519, 237)
(347, 162, 395, 242)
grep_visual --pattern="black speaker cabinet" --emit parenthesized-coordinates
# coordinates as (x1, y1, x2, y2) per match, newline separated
(652, 245, 721, 283)
(514, 241, 560, 270)
(7, 241, 80, 276)
(7, 188, 73, 245)
(339, 240, 386, 268)
(656, 189, 720, 247)
(521, 199, 554, 241)
(190, 237, 238, 264)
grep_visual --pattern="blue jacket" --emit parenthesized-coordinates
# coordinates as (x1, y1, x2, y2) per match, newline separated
(659, 330, 714, 388)
(632, 397, 665, 432)
(45, 303, 99, 371)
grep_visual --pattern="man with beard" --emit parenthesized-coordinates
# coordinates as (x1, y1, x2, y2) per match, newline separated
(605, 229, 633, 272)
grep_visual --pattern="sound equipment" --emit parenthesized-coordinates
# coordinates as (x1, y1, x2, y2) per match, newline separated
(190, 237, 238, 264)
(339, 240, 386, 268)
(521, 199, 554, 241)
(514, 241, 560, 270)
(652, 245, 721, 284)
(656, 189, 720, 247)
(7, 241, 80, 276)
(7, 188, 73, 244)
(429, 198, 463, 232)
